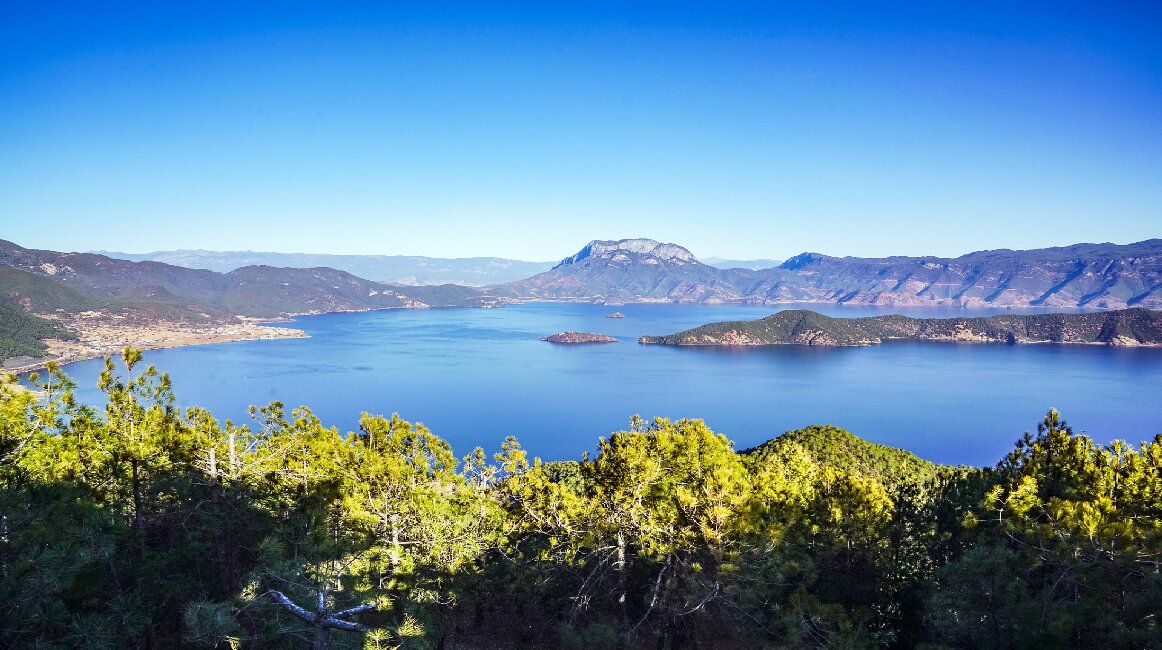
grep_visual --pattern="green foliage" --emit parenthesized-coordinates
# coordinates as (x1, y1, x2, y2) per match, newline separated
(0, 267, 106, 315)
(0, 294, 76, 360)
(930, 409, 1162, 648)
(745, 424, 941, 490)
(1, 354, 1158, 648)
(0, 266, 237, 328)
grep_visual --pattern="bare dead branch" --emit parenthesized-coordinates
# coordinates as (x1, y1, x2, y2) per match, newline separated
(265, 590, 317, 623)
(320, 615, 371, 632)
(330, 603, 378, 620)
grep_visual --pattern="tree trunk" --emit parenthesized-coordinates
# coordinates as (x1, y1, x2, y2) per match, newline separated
(313, 622, 331, 650)
(391, 513, 401, 568)
(132, 458, 145, 558)
(617, 530, 628, 622)
(228, 428, 237, 478)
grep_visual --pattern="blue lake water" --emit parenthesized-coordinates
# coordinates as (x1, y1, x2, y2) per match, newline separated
(39, 303, 1162, 467)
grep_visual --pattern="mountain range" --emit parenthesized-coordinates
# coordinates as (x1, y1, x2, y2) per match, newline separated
(502, 238, 1162, 309)
(97, 249, 555, 286)
(0, 240, 495, 321)
(4, 236, 1162, 362)
(86, 236, 1162, 311)
(97, 248, 780, 284)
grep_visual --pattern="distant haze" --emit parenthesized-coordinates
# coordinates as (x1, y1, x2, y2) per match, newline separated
(98, 248, 785, 282)
(98, 250, 554, 286)
(702, 257, 784, 271)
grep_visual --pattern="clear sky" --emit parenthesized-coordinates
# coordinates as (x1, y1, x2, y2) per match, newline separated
(1, 2, 1159, 261)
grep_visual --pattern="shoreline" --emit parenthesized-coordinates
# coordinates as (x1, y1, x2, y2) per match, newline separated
(3, 302, 491, 375)
(4, 301, 501, 375)
(6, 320, 308, 375)
(6, 300, 1154, 375)
(639, 337, 1162, 348)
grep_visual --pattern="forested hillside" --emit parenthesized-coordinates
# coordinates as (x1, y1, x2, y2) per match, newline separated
(0, 239, 492, 319)
(1, 353, 1159, 648)
(0, 296, 75, 360)
(1, 266, 238, 325)
(743, 424, 941, 490)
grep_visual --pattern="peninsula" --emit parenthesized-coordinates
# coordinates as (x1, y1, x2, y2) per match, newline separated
(3, 315, 307, 373)
(0, 240, 499, 371)
(638, 308, 1162, 347)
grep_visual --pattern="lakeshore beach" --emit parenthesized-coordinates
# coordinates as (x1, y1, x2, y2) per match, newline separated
(4, 315, 306, 374)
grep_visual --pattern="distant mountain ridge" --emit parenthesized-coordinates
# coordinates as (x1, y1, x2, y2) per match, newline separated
(89, 237, 1162, 308)
(0, 240, 493, 321)
(499, 238, 1162, 309)
(98, 249, 554, 286)
(639, 308, 1162, 347)
(770, 239, 1162, 308)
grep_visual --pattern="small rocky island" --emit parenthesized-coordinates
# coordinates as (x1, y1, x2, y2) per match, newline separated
(542, 331, 618, 344)
(639, 308, 1162, 347)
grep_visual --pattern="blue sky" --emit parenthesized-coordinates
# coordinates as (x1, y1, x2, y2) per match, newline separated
(1, 2, 1159, 261)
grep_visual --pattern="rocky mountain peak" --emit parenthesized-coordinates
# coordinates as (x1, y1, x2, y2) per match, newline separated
(779, 252, 827, 270)
(554, 239, 698, 269)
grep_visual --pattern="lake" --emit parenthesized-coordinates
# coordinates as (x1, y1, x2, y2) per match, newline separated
(40, 302, 1162, 467)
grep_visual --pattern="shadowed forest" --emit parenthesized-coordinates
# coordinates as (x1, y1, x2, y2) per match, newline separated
(1, 350, 1159, 649)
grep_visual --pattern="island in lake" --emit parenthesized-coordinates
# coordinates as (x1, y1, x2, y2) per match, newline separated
(541, 332, 618, 344)
(638, 308, 1162, 347)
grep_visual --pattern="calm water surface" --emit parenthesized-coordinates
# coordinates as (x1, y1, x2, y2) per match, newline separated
(44, 303, 1162, 467)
